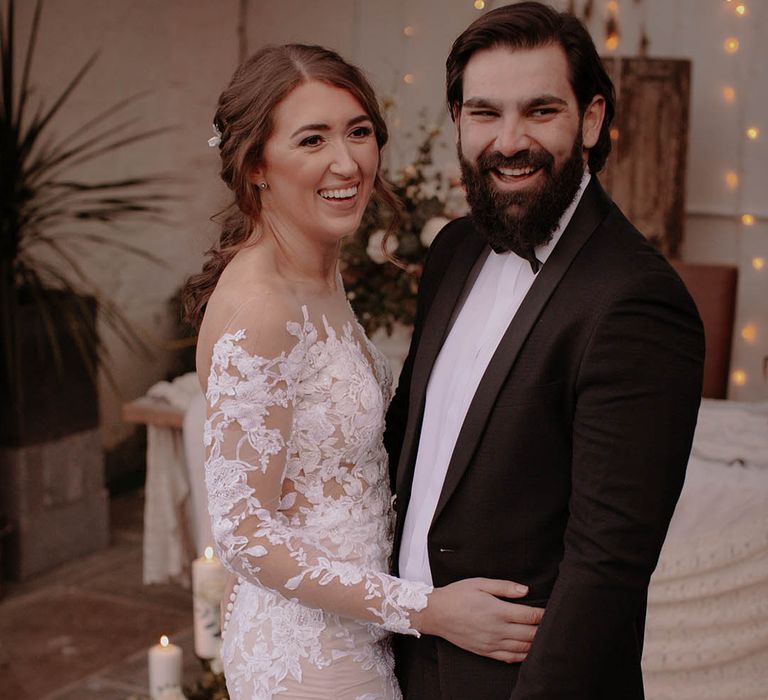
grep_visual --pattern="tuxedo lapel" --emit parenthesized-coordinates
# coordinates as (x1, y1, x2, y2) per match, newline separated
(395, 225, 486, 496)
(430, 178, 613, 525)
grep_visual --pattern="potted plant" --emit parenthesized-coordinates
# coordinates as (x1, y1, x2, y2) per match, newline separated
(0, 0, 169, 580)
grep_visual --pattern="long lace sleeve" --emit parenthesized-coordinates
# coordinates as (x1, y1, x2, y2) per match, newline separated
(203, 304, 431, 636)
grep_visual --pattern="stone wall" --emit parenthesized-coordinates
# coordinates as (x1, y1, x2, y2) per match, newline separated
(0, 430, 109, 579)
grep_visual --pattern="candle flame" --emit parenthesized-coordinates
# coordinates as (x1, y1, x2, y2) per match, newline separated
(160, 635, 169, 647)
(204, 546, 214, 560)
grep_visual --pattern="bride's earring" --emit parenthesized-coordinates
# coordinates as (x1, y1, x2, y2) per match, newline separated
(258, 182, 268, 190)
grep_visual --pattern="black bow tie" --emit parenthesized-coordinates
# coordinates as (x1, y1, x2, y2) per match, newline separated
(489, 243, 542, 274)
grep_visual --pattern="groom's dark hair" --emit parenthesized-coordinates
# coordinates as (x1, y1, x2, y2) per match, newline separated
(446, 1, 616, 173)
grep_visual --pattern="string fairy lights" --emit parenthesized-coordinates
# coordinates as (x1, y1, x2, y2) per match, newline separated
(731, 369, 748, 387)
(604, 0, 620, 51)
(718, 0, 765, 393)
(741, 324, 758, 343)
(741, 214, 756, 226)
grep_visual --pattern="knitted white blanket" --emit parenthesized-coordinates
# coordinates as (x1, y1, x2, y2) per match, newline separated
(643, 399, 768, 700)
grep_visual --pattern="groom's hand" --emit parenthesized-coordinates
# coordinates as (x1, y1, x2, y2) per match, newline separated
(413, 578, 545, 663)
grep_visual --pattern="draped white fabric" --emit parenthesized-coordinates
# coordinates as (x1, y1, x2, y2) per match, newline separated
(142, 372, 203, 585)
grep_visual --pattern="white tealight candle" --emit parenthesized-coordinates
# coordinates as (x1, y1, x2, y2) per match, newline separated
(148, 635, 182, 699)
(192, 547, 227, 659)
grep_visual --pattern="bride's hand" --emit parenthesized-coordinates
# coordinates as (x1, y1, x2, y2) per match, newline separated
(411, 578, 544, 663)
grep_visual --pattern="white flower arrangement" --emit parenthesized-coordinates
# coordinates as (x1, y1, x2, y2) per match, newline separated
(340, 121, 466, 336)
(366, 229, 399, 264)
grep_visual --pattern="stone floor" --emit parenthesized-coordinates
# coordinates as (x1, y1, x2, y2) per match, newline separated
(0, 490, 201, 700)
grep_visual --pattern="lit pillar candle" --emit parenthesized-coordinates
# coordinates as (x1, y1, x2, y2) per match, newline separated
(148, 635, 182, 698)
(192, 546, 227, 659)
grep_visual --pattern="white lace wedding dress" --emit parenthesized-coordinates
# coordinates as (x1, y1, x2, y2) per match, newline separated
(202, 297, 432, 700)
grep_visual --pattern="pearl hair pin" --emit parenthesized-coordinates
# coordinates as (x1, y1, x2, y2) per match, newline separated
(207, 123, 222, 148)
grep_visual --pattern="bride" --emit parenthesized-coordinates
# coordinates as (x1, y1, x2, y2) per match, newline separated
(184, 44, 542, 700)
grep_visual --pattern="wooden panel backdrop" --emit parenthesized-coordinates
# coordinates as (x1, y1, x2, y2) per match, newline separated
(600, 58, 691, 257)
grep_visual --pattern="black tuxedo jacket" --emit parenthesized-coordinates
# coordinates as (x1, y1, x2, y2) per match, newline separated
(385, 178, 705, 699)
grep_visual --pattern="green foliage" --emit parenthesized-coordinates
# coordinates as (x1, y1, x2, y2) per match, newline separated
(0, 0, 171, 397)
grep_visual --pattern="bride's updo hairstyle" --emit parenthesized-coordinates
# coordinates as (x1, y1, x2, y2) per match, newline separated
(183, 44, 401, 328)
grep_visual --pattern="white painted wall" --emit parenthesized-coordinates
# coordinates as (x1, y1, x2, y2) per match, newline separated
(12, 0, 767, 447)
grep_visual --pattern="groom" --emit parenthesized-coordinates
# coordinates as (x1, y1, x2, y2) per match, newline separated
(385, 3, 704, 698)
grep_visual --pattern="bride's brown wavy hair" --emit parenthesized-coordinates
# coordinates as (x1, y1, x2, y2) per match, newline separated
(182, 44, 402, 329)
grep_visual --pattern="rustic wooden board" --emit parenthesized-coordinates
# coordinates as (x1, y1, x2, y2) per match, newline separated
(600, 57, 691, 257)
(122, 396, 184, 429)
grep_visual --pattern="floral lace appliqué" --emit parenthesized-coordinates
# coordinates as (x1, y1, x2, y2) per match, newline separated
(204, 307, 431, 699)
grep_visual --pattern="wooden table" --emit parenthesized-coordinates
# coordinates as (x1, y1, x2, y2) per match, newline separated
(122, 396, 185, 429)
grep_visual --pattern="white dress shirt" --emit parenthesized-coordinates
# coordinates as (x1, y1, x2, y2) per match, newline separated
(399, 171, 591, 584)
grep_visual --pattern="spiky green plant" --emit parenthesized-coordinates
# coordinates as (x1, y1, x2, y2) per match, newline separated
(0, 0, 171, 404)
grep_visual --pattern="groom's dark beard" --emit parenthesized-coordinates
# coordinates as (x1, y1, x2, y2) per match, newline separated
(458, 131, 586, 259)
